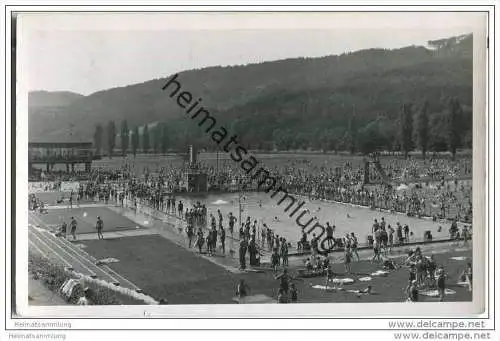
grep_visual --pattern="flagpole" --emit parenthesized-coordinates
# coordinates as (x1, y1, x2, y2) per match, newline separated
(238, 182, 242, 228)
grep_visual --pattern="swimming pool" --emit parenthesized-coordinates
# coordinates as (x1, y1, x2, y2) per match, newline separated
(176, 192, 449, 244)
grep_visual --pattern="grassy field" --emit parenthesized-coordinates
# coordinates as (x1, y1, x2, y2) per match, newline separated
(82, 234, 473, 305)
(83, 151, 472, 174)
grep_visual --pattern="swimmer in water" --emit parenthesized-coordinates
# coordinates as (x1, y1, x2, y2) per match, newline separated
(347, 213, 351, 218)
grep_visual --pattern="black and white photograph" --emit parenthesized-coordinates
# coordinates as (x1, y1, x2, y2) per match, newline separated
(7, 7, 494, 332)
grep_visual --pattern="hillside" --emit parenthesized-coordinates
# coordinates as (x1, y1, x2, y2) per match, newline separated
(28, 91, 85, 141)
(28, 91, 84, 108)
(28, 33, 472, 151)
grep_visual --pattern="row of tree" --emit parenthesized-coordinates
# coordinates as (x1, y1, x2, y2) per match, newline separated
(93, 120, 170, 158)
(355, 98, 468, 160)
(92, 97, 469, 160)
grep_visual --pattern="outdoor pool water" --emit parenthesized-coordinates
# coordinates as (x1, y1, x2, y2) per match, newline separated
(176, 192, 449, 245)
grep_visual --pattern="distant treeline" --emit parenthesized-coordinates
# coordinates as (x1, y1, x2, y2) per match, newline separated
(94, 96, 470, 161)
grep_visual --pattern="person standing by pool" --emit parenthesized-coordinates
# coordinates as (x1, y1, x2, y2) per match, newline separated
(219, 226, 226, 254)
(228, 212, 236, 236)
(374, 226, 382, 251)
(96, 216, 104, 240)
(404, 224, 410, 243)
(371, 237, 382, 263)
(372, 219, 380, 234)
(245, 218, 251, 239)
(166, 197, 171, 214)
(178, 200, 184, 218)
(281, 238, 289, 267)
(436, 267, 446, 302)
(324, 265, 336, 290)
(58, 221, 68, 238)
(407, 280, 419, 302)
(217, 209, 223, 225)
(380, 226, 389, 257)
(350, 232, 360, 262)
(212, 225, 218, 255)
(186, 221, 194, 248)
(387, 224, 395, 253)
(344, 242, 352, 274)
(310, 234, 319, 267)
(70, 216, 78, 241)
(261, 224, 267, 248)
(239, 237, 248, 270)
(196, 229, 204, 253)
(325, 222, 334, 249)
(271, 248, 280, 274)
(206, 229, 213, 255)
(396, 222, 404, 245)
(462, 225, 470, 247)
(239, 223, 245, 240)
(251, 220, 257, 240)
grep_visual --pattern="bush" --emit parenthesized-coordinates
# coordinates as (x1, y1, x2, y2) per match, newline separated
(28, 252, 147, 305)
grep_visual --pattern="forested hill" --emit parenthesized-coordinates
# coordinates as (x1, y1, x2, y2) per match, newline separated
(28, 33, 472, 152)
(28, 91, 85, 141)
(29, 91, 84, 108)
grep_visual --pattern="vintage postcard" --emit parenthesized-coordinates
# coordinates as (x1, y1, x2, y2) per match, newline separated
(7, 8, 493, 330)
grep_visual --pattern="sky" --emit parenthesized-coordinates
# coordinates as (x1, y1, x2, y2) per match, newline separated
(20, 12, 485, 95)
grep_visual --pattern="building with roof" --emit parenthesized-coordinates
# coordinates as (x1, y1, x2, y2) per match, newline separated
(29, 137, 95, 173)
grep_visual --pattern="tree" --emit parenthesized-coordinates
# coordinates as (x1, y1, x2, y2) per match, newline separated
(120, 120, 129, 157)
(161, 123, 169, 154)
(131, 126, 139, 158)
(399, 103, 414, 159)
(447, 98, 462, 160)
(357, 116, 396, 155)
(153, 125, 162, 154)
(93, 124, 103, 156)
(429, 112, 448, 152)
(106, 121, 116, 159)
(319, 128, 344, 153)
(142, 124, 150, 154)
(273, 128, 294, 150)
(414, 101, 430, 159)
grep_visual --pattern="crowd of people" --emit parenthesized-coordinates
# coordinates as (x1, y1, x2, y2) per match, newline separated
(30, 155, 472, 226)
(29, 154, 473, 252)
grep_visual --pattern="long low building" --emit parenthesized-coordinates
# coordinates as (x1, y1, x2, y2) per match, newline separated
(29, 140, 95, 173)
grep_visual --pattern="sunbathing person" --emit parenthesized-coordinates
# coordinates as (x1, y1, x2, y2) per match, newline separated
(350, 285, 373, 297)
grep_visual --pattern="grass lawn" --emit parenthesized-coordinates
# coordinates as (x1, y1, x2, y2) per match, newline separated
(91, 152, 472, 176)
(33, 207, 145, 234)
(82, 234, 473, 305)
